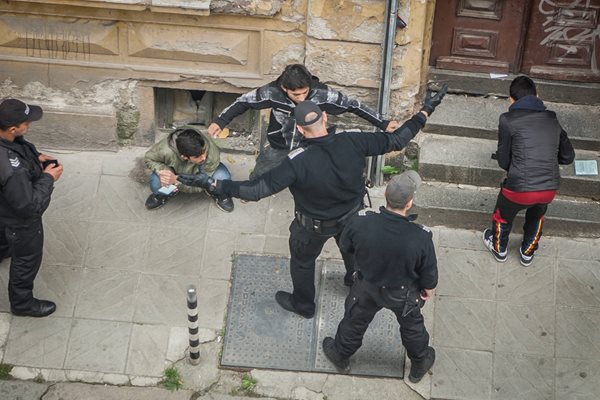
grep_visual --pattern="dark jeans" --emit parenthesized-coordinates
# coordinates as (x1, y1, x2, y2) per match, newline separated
(288, 219, 354, 316)
(334, 278, 430, 362)
(490, 191, 548, 255)
(4, 220, 44, 310)
(249, 145, 288, 180)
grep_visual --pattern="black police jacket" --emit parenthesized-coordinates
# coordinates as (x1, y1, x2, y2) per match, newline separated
(339, 207, 438, 290)
(213, 76, 390, 151)
(220, 113, 427, 221)
(497, 95, 575, 192)
(0, 137, 54, 225)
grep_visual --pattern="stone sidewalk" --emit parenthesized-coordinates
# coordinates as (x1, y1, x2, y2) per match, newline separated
(0, 147, 599, 400)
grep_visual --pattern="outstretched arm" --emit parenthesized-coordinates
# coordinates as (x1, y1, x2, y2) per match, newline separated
(209, 86, 275, 137)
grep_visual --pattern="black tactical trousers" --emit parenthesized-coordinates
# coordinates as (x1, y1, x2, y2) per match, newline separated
(0, 223, 9, 262)
(334, 278, 430, 362)
(288, 219, 354, 317)
(4, 220, 44, 310)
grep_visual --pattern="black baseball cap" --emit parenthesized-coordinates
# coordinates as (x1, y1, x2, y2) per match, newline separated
(0, 99, 43, 127)
(294, 101, 323, 126)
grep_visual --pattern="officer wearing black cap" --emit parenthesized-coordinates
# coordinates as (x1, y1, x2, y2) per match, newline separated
(178, 86, 447, 319)
(0, 98, 63, 317)
(321, 170, 437, 383)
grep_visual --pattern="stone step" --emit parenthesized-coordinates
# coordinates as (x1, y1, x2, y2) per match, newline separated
(428, 67, 600, 105)
(424, 94, 600, 151)
(411, 182, 600, 238)
(418, 134, 600, 199)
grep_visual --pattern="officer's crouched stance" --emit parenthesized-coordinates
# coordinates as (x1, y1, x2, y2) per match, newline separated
(323, 171, 437, 383)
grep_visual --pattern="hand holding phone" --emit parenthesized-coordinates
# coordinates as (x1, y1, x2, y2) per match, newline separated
(42, 159, 59, 168)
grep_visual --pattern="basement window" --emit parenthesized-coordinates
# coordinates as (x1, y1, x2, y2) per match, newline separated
(154, 88, 260, 137)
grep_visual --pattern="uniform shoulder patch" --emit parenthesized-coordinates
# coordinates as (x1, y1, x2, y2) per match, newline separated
(416, 223, 431, 233)
(287, 147, 305, 160)
(9, 157, 20, 168)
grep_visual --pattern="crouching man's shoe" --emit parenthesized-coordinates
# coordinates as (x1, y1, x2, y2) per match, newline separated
(275, 291, 314, 318)
(215, 196, 234, 213)
(11, 299, 56, 318)
(322, 337, 350, 373)
(145, 193, 170, 210)
(408, 346, 435, 383)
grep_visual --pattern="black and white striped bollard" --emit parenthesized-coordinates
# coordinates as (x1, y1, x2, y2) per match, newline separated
(187, 285, 200, 365)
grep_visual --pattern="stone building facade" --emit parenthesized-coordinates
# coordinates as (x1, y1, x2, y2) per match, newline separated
(0, 0, 435, 151)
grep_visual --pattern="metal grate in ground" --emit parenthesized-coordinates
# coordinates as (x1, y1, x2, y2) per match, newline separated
(221, 254, 405, 378)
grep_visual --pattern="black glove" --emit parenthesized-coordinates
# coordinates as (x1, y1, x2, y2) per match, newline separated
(177, 173, 214, 191)
(420, 83, 448, 116)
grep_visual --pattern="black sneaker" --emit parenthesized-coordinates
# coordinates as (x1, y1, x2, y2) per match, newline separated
(145, 193, 169, 210)
(275, 291, 314, 318)
(322, 337, 350, 373)
(519, 247, 534, 267)
(215, 197, 234, 213)
(408, 346, 435, 383)
(482, 229, 507, 262)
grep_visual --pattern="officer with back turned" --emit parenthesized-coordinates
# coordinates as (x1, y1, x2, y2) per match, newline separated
(322, 170, 437, 383)
(178, 86, 447, 320)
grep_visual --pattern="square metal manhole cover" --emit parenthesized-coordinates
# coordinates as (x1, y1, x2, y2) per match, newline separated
(221, 254, 405, 378)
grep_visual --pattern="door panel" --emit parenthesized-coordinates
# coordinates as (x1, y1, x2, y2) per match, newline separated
(521, 0, 600, 82)
(429, 0, 530, 73)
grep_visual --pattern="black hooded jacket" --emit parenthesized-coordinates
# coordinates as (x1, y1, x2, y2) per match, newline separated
(497, 95, 575, 192)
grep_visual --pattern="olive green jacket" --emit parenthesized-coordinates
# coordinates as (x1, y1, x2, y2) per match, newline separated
(144, 126, 221, 193)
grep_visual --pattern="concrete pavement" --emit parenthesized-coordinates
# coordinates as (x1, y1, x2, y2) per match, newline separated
(0, 147, 599, 400)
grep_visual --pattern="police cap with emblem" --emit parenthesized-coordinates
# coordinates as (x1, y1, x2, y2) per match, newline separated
(294, 101, 322, 126)
(386, 170, 422, 209)
(0, 99, 43, 127)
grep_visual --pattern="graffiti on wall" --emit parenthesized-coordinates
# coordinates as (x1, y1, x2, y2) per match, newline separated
(25, 30, 92, 61)
(537, 0, 599, 70)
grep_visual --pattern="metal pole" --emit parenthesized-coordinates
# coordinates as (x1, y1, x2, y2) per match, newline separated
(187, 285, 200, 365)
(369, 0, 399, 186)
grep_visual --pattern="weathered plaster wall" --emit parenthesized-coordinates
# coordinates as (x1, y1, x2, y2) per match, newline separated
(0, 0, 434, 150)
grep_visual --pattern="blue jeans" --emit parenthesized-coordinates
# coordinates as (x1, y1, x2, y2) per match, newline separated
(149, 163, 231, 195)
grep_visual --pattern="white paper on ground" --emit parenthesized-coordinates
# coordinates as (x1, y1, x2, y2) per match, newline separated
(574, 160, 598, 176)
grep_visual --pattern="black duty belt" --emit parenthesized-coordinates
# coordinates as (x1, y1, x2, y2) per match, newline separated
(295, 202, 363, 234)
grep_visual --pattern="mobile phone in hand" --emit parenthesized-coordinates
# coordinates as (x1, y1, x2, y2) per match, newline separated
(42, 159, 59, 168)
(158, 184, 178, 196)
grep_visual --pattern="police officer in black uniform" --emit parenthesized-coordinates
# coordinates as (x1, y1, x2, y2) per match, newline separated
(0, 99, 63, 317)
(321, 170, 437, 383)
(178, 86, 446, 319)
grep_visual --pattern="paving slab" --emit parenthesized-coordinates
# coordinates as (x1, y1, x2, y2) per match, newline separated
(0, 380, 49, 400)
(431, 347, 493, 400)
(492, 353, 554, 400)
(41, 382, 194, 400)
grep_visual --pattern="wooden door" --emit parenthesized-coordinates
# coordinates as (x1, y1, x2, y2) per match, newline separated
(521, 0, 600, 82)
(429, 0, 530, 73)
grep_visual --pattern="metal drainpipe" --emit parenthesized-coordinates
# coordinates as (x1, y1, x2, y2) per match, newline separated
(368, 0, 399, 186)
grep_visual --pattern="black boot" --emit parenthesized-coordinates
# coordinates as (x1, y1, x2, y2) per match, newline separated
(322, 337, 350, 373)
(408, 346, 435, 383)
(11, 298, 56, 318)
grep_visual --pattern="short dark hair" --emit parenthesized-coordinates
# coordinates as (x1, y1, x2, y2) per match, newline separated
(175, 129, 206, 157)
(510, 76, 537, 100)
(278, 64, 313, 90)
